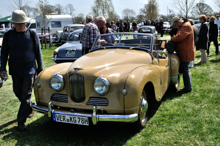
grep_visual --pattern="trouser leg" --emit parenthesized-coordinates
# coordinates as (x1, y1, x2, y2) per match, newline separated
(207, 41, 211, 55)
(160, 29, 163, 37)
(213, 38, 219, 54)
(12, 75, 35, 124)
(200, 49, 207, 63)
(179, 62, 192, 91)
(82, 47, 85, 55)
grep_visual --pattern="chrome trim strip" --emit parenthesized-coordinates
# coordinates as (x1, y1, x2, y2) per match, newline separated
(51, 58, 78, 61)
(32, 103, 138, 125)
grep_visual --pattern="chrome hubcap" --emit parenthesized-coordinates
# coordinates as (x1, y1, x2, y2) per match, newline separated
(139, 92, 148, 126)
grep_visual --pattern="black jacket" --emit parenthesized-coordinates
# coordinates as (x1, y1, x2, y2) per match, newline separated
(196, 22, 209, 50)
(209, 22, 218, 41)
(0, 28, 43, 77)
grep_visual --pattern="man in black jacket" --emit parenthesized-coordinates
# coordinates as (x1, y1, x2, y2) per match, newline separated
(207, 16, 219, 55)
(0, 10, 43, 132)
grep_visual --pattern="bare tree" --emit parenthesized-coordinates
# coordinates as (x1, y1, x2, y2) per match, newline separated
(74, 13, 85, 23)
(37, 0, 54, 29)
(92, 0, 114, 19)
(172, 0, 197, 19)
(122, 8, 136, 21)
(8, 0, 28, 11)
(191, 2, 213, 17)
(141, 0, 159, 20)
(65, 4, 75, 16)
(215, 0, 220, 10)
(22, 4, 32, 17)
(53, 4, 64, 15)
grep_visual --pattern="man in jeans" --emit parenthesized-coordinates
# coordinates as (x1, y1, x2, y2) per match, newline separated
(0, 10, 43, 131)
(171, 16, 195, 93)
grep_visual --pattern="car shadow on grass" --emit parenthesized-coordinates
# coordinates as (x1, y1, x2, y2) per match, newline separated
(1, 93, 185, 145)
(1, 114, 144, 145)
(161, 90, 184, 102)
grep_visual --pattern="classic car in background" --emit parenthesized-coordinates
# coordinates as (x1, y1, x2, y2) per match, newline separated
(136, 26, 158, 36)
(52, 29, 83, 63)
(163, 21, 171, 33)
(60, 24, 84, 43)
(33, 32, 180, 128)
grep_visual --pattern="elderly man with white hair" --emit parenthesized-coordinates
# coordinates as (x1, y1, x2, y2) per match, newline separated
(81, 15, 106, 55)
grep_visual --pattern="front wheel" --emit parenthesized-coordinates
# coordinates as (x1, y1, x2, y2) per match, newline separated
(134, 91, 149, 129)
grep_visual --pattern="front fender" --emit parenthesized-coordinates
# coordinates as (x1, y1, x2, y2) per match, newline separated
(34, 63, 72, 102)
(124, 65, 161, 114)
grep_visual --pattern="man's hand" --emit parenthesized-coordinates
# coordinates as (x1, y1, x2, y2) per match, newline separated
(0, 71, 8, 80)
(100, 40, 107, 46)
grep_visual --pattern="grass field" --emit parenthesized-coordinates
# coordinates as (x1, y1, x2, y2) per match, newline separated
(0, 34, 219, 145)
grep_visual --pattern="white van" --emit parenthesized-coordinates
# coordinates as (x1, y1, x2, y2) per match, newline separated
(35, 15, 73, 42)
(26, 19, 36, 32)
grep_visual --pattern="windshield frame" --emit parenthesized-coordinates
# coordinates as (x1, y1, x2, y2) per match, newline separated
(91, 32, 153, 53)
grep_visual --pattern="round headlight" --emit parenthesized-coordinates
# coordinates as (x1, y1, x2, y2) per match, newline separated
(94, 76, 110, 96)
(50, 74, 64, 91)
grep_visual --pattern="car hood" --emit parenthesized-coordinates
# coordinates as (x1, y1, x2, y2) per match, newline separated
(68, 49, 152, 77)
(58, 41, 81, 51)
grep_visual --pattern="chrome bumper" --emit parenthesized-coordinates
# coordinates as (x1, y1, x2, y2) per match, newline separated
(32, 102, 138, 125)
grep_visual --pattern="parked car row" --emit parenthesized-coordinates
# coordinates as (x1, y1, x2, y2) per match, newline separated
(52, 29, 83, 63)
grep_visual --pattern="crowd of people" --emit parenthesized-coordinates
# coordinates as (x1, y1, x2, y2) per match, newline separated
(103, 18, 165, 37)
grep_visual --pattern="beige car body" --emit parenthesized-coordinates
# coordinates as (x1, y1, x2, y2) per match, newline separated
(33, 33, 180, 126)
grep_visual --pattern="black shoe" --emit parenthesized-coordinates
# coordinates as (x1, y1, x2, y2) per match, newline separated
(179, 88, 192, 93)
(17, 123, 27, 132)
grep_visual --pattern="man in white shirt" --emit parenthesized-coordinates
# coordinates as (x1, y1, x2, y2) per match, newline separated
(215, 15, 220, 30)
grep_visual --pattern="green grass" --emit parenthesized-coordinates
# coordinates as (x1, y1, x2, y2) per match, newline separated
(0, 35, 220, 145)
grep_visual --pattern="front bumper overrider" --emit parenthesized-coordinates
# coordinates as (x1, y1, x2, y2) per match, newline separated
(32, 102, 138, 125)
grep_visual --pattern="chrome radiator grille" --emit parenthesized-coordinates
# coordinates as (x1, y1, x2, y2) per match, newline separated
(69, 74, 85, 102)
(51, 94, 68, 103)
(87, 97, 109, 106)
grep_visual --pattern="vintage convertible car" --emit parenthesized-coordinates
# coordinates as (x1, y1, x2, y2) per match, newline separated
(52, 29, 83, 63)
(33, 32, 180, 128)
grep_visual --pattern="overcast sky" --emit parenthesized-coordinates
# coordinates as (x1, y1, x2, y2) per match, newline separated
(0, 0, 218, 19)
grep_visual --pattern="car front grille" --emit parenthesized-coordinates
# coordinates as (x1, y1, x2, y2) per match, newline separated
(69, 74, 85, 102)
(87, 97, 109, 106)
(51, 94, 68, 103)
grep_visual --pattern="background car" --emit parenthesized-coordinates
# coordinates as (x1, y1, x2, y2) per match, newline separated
(60, 24, 84, 43)
(135, 26, 158, 36)
(52, 29, 83, 63)
(163, 21, 171, 33)
(33, 32, 180, 129)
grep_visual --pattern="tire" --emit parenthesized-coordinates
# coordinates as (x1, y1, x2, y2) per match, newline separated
(134, 90, 149, 129)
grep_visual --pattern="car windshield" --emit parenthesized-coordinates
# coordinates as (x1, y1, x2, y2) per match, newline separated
(92, 33, 152, 52)
(70, 26, 84, 32)
(138, 27, 152, 33)
(68, 33, 81, 41)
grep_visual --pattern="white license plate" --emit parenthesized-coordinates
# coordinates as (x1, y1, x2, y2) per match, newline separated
(53, 114, 89, 126)
(65, 50, 75, 57)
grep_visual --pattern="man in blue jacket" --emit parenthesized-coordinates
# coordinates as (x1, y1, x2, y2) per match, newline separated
(0, 10, 43, 132)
